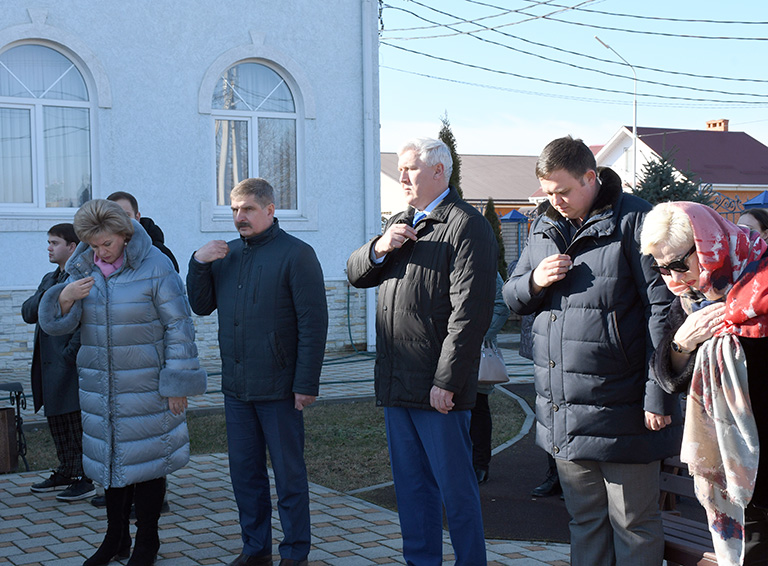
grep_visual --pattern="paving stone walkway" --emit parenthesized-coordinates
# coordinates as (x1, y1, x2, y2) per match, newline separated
(0, 340, 571, 565)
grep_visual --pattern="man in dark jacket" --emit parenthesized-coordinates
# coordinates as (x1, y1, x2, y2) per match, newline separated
(187, 177, 328, 566)
(22, 224, 95, 502)
(107, 191, 179, 272)
(347, 137, 497, 566)
(504, 136, 681, 566)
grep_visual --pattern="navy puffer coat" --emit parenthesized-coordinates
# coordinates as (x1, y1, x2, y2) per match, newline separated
(39, 220, 207, 488)
(505, 168, 682, 464)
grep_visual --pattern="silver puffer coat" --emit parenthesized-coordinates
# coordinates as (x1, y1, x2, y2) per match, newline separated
(39, 220, 207, 488)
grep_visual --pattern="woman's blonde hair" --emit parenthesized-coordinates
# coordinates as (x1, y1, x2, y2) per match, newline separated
(640, 202, 694, 256)
(73, 199, 134, 244)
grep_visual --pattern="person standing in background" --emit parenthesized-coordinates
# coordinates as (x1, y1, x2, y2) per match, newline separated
(23, 224, 95, 502)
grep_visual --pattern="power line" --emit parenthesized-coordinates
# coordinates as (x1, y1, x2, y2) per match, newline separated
(462, 0, 768, 25)
(524, 1, 768, 25)
(381, 65, 767, 109)
(382, 0, 596, 39)
(381, 3, 768, 84)
(381, 42, 768, 104)
(538, 14, 768, 41)
(384, 2, 768, 40)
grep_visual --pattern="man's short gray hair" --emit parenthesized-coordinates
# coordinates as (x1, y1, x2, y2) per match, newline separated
(640, 202, 694, 256)
(231, 178, 275, 208)
(398, 138, 454, 181)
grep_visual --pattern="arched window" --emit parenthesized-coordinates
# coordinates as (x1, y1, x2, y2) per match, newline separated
(0, 44, 92, 208)
(212, 61, 298, 209)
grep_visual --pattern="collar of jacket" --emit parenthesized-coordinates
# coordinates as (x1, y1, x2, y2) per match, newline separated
(66, 218, 153, 278)
(241, 218, 280, 248)
(403, 187, 459, 226)
(539, 167, 624, 236)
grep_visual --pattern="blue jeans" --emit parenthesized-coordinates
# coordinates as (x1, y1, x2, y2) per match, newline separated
(385, 407, 487, 566)
(225, 396, 310, 561)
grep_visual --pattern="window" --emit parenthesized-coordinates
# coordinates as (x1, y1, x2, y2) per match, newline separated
(212, 62, 297, 209)
(0, 44, 92, 208)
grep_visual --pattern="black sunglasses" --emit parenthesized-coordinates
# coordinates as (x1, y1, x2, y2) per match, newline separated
(651, 246, 697, 276)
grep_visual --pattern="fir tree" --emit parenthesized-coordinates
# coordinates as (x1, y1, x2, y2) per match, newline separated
(438, 113, 463, 198)
(633, 151, 713, 206)
(484, 197, 508, 278)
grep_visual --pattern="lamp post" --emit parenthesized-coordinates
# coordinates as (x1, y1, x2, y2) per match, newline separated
(595, 36, 637, 189)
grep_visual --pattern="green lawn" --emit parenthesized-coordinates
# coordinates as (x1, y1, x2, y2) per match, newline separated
(17, 392, 526, 493)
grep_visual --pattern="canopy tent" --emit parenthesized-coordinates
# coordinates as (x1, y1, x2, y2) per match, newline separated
(743, 191, 768, 209)
(500, 209, 528, 223)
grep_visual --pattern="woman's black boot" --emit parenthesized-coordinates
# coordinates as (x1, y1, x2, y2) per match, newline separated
(83, 486, 132, 566)
(126, 478, 164, 566)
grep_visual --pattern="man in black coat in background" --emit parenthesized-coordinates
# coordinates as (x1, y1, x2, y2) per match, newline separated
(23, 223, 94, 502)
(107, 191, 179, 272)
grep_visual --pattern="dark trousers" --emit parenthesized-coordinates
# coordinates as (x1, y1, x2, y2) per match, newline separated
(745, 504, 768, 565)
(47, 410, 84, 479)
(225, 396, 310, 561)
(385, 407, 487, 566)
(470, 393, 491, 471)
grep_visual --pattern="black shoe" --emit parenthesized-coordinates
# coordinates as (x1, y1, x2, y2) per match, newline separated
(531, 470, 562, 497)
(57, 479, 97, 502)
(279, 560, 308, 566)
(228, 553, 273, 566)
(91, 494, 106, 507)
(30, 471, 72, 492)
(475, 468, 489, 485)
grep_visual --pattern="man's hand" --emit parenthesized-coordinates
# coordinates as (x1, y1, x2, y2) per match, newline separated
(294, 393, 316, 411)
(430, 386, 455, 414)
(644, 411, 672, 431)
(531, 254, 572, 294)
(373, 223, 417, 259)
(194, 240, 230, 263)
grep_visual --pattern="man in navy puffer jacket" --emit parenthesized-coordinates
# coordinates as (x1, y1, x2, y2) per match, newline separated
(187, 177, 327, 566)
(504, 136, 681, 566)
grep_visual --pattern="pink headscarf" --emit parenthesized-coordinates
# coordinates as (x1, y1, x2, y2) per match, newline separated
(666, 202, 768, 338)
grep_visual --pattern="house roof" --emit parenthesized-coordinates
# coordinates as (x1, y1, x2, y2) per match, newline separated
(636, 127, 768, 185)
(381, 152, 539, 204)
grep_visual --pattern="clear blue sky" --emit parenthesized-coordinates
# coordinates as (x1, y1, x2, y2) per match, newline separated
(378, 0, 768, 156)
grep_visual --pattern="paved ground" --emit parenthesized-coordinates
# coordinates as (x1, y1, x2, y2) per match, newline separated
(0, 339, 571, 566)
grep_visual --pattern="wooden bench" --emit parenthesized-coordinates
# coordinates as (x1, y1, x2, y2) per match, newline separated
(660, 456, 718, 566)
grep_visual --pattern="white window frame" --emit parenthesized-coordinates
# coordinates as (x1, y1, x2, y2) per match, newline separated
(0, 37, 103, 228)
(198, 36, 317, 232)
(210, 63, 303, 216)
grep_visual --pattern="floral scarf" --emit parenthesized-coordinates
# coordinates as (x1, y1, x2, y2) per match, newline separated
(665, 202, 768, 566)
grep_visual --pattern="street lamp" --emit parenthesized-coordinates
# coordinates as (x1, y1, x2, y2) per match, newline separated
(595, 36, 637, 189)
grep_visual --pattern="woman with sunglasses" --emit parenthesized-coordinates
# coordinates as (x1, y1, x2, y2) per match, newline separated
(640, 201, 768, 566)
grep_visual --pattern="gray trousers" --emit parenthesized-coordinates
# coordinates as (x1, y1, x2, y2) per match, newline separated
(556, 459, 664, 566)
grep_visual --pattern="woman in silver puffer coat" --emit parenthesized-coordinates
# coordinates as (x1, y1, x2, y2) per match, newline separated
(39, 199, 206, 566)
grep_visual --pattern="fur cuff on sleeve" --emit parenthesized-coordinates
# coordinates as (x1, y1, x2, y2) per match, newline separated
(159, 368, 208, 397)
(38, 283, 82, 336)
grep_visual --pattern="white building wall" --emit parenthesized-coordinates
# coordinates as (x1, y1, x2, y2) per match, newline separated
(0, 1, 380, 372)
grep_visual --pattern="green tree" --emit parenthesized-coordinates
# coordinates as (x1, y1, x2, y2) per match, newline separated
(633, 151, 713, 205)
(484, 197, 508, 279)
(438, 113, 463, 198)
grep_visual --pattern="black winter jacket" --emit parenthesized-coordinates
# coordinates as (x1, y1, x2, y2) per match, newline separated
(140, 217, 179, 272)
(21, 268, 81, 416)
(347, 188, 498, 411)
(186, 219, 328, 401)
(652, 298, 768, 508)
(505, 168, 682, 463)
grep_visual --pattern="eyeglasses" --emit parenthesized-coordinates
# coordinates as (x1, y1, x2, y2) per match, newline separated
(651, 246, 697, 276)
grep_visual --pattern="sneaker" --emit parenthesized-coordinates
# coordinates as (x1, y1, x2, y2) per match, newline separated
(56, 479, 97, 502)
(30, 471, 72, 493)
